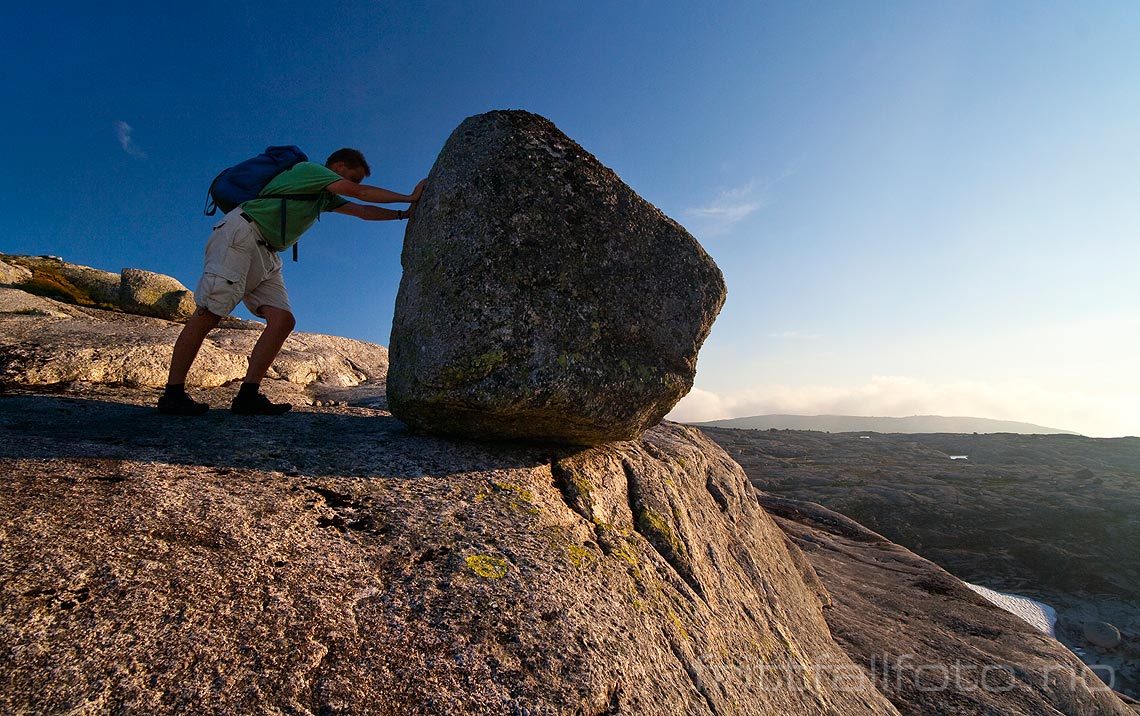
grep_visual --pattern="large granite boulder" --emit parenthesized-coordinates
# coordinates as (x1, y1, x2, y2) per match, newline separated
(118, 268, 197, 321)
(388, 110, 726, 445)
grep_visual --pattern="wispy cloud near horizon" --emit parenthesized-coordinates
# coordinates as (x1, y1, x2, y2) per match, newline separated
(666, 375, 1140, 438)
(683, 179, 765, 236)
(115, 120, 147, 159)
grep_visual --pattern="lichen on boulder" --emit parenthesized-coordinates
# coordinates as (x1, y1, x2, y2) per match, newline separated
(118, 268, 197, 321)
(387, 110, 726, 445)
(2, 255, 120, 309)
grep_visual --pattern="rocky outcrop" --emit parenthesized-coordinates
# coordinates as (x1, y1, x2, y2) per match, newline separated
(0, 285, 88, 319)
(0, 257, 32, 285)
(0, 393, 898, 715)
(702, 426, 1140, 701)
(0, 288, 388, 403)
(760, 495, 1134, 715)
(3, 254, 196, 321)
(388, 110, 726, 445)
(1, 278, 1134, 714)
(118, 268, 197, 321)
(1086, 621, 1124, 649)
(2, 254, 121, 308)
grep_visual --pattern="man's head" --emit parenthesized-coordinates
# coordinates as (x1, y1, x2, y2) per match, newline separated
(326, 148, 371, 184)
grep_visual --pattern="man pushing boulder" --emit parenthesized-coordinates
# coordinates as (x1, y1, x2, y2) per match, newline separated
(159, 147, 424, 416)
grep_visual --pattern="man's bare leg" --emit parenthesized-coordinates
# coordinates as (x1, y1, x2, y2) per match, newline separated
(167, 307, 222, 385)
(231, 306, 295, 415)
(243, 306, 296, 384)
(158, 306, 221, 414)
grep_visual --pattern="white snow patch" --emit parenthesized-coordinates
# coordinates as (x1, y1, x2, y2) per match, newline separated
(965, 582, 1057, 637)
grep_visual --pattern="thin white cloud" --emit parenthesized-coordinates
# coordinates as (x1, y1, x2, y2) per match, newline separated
(683, 179, 765, 236)
(115, 120, 147, 159)
(683, 156, 806, 237)
(667, 376, 1140, 438)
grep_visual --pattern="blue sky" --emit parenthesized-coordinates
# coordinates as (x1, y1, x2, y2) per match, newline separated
(3, 1, 1138, 436)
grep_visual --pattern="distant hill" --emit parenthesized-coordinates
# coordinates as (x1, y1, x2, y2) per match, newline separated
(691, 414, 1077, 435)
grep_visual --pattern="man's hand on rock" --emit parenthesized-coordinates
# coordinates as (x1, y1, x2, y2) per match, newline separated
(411, 179, 427, 201)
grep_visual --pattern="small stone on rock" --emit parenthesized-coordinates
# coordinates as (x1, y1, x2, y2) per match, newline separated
(1083, 621, 1122, 649)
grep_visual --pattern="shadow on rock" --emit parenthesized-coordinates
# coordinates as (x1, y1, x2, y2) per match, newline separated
(0, 393, 567, 478)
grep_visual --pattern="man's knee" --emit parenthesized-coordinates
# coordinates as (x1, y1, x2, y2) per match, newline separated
(193, 306, 223, 326)
(260, 306, 295, 332)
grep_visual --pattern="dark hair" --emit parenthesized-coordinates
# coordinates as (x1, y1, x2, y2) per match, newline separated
(325, 148, 371, 176)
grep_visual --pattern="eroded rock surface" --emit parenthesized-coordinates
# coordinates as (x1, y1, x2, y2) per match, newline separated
(701, 426, 1140, 701)
(0, 257, 32, 285)
(2, 259, 1133, 714)
(2, 254, 121, 308)
(0, 390, 897, 715)
(388, 110, 726, 445)
(760, 495, 1134, 716)
(4, 254, 197, 321)
(0, 287, 387, 400)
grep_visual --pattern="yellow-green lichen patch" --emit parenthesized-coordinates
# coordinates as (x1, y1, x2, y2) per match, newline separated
(624, 582, 653, 611)
(497, 481, 540, 514)
(614, 358, 660, 383)
(666, 606, 691, 642)
(566, 544, 595, 569)
(441, 349, 507, 386)
(491, 480, 534, 503)
(609, 538, 640, 568)
(567, 473, 594, 506)
(475, 480, 539, 514)
(636, 508, 682, 553)
(465, 554, 510, 579)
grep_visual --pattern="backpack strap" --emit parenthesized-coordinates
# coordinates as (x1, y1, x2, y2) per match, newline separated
(204, 170, 228, 216)
(260, 192, 322, 262)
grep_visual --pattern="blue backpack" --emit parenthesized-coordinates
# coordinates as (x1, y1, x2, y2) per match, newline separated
(203, 145, 321, 261)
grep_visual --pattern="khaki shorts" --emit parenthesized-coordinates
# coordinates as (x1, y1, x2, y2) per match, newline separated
(194, 209, 292, 318)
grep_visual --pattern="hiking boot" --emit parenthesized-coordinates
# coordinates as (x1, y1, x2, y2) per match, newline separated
(231, 390, 292, 416)
(157, 391, 210, 416)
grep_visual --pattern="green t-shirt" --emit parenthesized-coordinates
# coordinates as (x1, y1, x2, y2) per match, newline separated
(240, 162, 350, 250)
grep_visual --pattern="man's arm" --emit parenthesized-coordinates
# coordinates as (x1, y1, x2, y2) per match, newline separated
(332, 202, 413, 221)
(326, 178, 426, 204)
